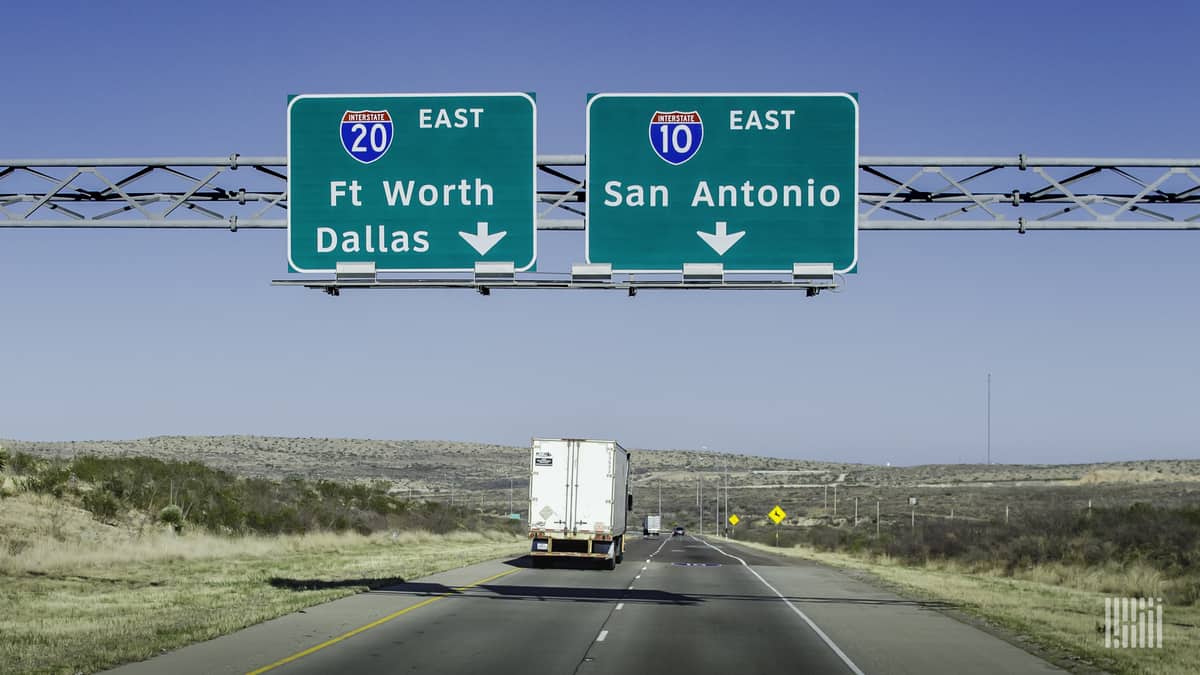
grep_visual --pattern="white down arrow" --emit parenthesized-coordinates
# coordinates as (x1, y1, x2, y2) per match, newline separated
(696, 221, 745, 256)
(459, 221, 507, 255)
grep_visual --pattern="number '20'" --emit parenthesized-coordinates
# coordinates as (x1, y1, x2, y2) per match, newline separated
(349, 123, 389, 153)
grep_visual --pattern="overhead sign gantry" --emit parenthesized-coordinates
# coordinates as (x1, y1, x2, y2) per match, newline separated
(4, 95, 1199, 293)
(286, 93, 536, 273)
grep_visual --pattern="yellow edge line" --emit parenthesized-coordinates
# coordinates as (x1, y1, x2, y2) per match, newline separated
(245, 567, 520, 675)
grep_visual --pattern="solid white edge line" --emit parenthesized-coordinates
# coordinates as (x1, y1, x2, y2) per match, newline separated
(696, 537, 866, 675)
(597, 630, 608, 642)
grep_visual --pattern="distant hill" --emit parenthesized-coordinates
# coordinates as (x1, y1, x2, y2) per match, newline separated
(4, 436, 1198, 495)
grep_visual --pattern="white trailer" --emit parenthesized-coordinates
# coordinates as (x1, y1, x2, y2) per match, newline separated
(644, 514, 662, 537)
(528, 438, 631, 570)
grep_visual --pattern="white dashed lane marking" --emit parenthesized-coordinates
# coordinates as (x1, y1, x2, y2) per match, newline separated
(597, 630, 609, 642)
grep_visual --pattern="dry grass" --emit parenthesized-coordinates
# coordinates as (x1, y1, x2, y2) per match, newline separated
(736, 540, 1200, 675)
(0, 493, 526, 674)
(1079, 469, 1200, 485)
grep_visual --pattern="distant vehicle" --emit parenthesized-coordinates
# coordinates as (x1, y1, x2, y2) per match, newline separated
(528, 438, 631, 570)
(644, 514, 662, 537)
(673, 526, 685, 536)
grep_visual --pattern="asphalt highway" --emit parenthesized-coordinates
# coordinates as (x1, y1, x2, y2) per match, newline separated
(110, 536, 1061, 674)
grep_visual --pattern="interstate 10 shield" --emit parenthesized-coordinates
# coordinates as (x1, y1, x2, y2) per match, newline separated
(648, 111, 703, 165)
(340, 110, 393, 164)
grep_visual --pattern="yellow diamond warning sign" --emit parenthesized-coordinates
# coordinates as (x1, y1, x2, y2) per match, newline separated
(728, 514, 740, 526)
(768, 505, 787, 525)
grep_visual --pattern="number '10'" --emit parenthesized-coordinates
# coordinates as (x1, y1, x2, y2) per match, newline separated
(657, 123, 693, 155)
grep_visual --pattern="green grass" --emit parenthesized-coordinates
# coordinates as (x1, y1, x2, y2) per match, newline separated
(735, 540, 1200, 675)
(0, 494, 526, 674)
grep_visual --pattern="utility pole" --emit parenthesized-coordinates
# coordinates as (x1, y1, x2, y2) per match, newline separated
(987, 373, 992, 465)
(658, 481, 662, 517)
(699, 447, 706, 535)
(724, 460, 730, 538)
(508, 477, 513, 516)
(854, 497, 859, 526)
(824, 484, 828, 513)
(833, 484, 838, 517)
(713, 473, 719, 531)
(876, 500, 880, 538)
(715, 466, 721, 534)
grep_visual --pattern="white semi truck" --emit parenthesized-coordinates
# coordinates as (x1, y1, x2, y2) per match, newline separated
(528, 438, 631, 570)
(643, 514, 662, 537)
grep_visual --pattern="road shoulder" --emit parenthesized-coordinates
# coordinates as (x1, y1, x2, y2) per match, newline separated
(106, 556, 523, 675)
(704, 538, 1070, 674)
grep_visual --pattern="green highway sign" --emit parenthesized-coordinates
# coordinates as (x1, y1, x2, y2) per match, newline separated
(287, 93, 536, 273)
(586, 93, 858, 273)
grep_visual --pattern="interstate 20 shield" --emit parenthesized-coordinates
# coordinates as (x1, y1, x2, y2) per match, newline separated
(648, 110, 703, 165)
(340, 110, 394, 164)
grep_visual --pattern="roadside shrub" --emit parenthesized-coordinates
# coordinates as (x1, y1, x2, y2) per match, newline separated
(27, 464, 72, 497)
(6, 451, 512, 538)
(158, 504, 184, 531)
(8, 451, 38, 475)
(82, 489, 123, 523)
(0, 446, 8, 472)
(742, 503, 1200, 588)
(367, 493, 393, 514)
(1168, 579, 1200, 606)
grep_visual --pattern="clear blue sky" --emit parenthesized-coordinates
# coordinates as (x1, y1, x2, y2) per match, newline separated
(1, 1, 1197, 465)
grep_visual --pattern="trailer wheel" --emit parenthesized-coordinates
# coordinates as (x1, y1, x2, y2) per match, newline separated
(615, 537, 624, 564)
(604, 557, 616, 571)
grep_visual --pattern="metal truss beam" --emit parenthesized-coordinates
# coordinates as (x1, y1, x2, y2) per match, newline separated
(271, 277, 838, 296)
(3, 154, 1200, 231)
